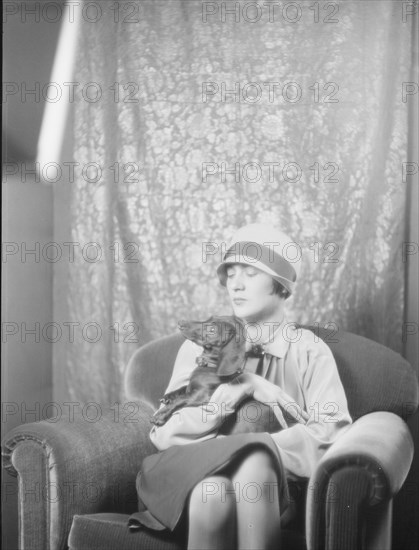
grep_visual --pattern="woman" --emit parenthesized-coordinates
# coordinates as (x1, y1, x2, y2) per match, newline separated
(131, 223, 352, 550)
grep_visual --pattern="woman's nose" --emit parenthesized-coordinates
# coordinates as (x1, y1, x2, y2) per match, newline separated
(230, 273, 245, 290)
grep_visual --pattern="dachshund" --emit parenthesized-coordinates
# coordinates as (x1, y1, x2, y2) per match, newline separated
(151, 316, 283, 435)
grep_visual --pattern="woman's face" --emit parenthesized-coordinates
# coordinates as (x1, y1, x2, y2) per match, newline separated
(225, 263, 282, 322)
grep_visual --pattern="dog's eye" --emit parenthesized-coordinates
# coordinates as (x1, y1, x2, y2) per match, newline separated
(203, 344, 212, 351)
(204, 324, 216, 334)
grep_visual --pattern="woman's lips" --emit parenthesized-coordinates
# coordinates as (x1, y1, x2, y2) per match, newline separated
(233, 298, 247, 304)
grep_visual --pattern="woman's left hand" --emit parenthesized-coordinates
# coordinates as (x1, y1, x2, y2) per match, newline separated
(235, 373, 309, 428)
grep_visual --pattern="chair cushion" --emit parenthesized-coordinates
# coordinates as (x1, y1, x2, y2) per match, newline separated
(68, 512, 306, 550)
(68, 513, 185, 550)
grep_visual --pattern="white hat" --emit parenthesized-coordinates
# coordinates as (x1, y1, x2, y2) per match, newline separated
(216, 223, 301, 295)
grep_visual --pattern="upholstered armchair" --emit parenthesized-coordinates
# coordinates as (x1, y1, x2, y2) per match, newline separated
(2, 327, 418, 550)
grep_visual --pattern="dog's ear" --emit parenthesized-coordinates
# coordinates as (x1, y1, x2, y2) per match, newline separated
(217, 318, 247, 376)
(216, 317, 241, 346)
(232, 316, 246, 334)
(217, 338, 247, 376)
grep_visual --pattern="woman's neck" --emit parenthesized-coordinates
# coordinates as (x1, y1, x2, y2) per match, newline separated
(243, 302, 285, 344)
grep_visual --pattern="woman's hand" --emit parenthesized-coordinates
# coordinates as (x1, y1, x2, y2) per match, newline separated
(233, 373, 309, 428)
(210, 376, 257, 425)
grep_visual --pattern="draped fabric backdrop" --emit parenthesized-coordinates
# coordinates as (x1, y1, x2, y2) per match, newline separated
(63, 0, 412, 404)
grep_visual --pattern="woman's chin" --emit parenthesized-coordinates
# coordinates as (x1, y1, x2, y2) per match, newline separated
(232, 305, 258, 322)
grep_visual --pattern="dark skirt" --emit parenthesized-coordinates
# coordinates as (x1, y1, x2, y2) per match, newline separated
(128, 433, 293, 533)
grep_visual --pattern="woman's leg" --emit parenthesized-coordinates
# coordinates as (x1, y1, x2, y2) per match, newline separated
(187, 475, 236, 550)
(231, 449, 282, 550)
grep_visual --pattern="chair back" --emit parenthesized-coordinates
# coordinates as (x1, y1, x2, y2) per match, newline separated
(124, 327, 418, 420)
(124, 333, 185, 410)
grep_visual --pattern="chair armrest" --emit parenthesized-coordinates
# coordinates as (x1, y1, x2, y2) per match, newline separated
(306, 412, 414, 550)
(311, 411, 413, 495)
(2, 401, 156, 550)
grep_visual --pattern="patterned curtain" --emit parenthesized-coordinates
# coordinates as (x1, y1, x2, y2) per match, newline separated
(62, 0, 413, 403)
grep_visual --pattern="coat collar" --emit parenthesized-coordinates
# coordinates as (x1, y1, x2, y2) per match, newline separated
(258, 317, 295, 359)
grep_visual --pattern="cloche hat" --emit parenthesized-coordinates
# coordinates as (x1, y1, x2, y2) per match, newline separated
(216, 223, 301, 296)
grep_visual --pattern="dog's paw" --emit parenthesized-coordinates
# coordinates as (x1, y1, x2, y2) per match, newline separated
(150, 406, 173, 426)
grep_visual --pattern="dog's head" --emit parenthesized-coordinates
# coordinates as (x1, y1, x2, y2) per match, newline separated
(178, 316, 247, 376)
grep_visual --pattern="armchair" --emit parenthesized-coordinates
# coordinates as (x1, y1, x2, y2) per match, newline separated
(2, 327, 418, 550)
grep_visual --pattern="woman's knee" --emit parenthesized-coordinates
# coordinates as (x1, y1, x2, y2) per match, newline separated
(233, 449, 278, 485)
(188, 475, 236, 529)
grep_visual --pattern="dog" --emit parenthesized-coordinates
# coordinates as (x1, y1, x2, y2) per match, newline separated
(151, 316, 283, 435)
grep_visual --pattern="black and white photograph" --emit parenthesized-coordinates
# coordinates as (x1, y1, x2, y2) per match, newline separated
(2, 1, 418, 549)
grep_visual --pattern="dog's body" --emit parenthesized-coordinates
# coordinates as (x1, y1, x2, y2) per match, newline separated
(151, 316, 282, 435)
(151, 316, 245, 426)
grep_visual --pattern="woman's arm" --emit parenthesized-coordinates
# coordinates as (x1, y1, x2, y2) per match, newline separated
(268, 338, 352, 478)
(150, 340, 243, 450)
(237, 373, 310, 425)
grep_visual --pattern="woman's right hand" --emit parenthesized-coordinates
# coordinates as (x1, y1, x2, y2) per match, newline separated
(212, 373, 308, 429)
(210, 376, 254, 414)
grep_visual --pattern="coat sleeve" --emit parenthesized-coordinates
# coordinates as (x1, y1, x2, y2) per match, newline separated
(149, 340, 228, 450)
(269, 337, 353, 479)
